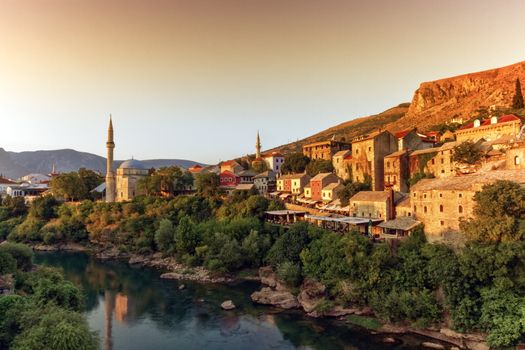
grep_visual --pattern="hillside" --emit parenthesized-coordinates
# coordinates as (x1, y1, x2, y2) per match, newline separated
(0, 148, 205, 179)
(267, 60, 525, 155)
(395, 60, 525, 131)
(268, 103, 410, 154)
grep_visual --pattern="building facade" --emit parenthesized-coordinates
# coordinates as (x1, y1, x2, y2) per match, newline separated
(455, 114, 522, 143)
(264, 152, 285, 174)
(309, 172, 339, 201)
(332, 150, 351, 180)
(384, 150, 410, 193)
(349, 130, 398, 190)
(302, 140, 351, 161)
(253, 170, 276, 195)
(219, 171, 240, 188)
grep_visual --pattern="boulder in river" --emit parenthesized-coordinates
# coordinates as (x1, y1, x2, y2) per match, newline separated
(421, 342, 445, 350)
(221, 300, 236, 310)
(251, 287, 300, 309)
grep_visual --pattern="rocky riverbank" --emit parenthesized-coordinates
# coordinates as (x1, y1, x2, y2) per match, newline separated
(250, 266, 489, 350)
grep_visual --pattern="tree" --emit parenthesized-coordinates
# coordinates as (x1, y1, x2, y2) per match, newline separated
(0, 243, 33, 271)
(78, 168, 104, 196)
(452, 141, 483, 165)
(155, 219, 175, 253)
(460, 180, 525, 242)
(195, 173, 221, 197)
(513, 78, 524, 109)
(50, 173, 86, 201)
(306, 159, 334, 177)
(281, 153, 310, 174)
(337, 179, 372, 206)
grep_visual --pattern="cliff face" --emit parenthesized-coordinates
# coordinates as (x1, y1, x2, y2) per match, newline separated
(395, 61, 525, 131)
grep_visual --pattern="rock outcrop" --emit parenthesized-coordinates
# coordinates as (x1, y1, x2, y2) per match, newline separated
(395, 60, 525, 131)
(251, 287, 300, 309)
(221, 300, 236, 310)
(297, 279, 326, 313)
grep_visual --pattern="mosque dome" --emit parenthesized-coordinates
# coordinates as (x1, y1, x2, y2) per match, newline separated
(119, 159, 146, 169)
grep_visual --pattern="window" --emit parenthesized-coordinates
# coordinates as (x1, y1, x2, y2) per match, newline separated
(515, 156, 521, 165)
(368, 147, 371, 152)
(458, 193, 462, 198)
(424, 194, 427, 198)
(356, 149, 359, 155)
(439, 193, 443, 198)
(386, 161, 390, 168)
(424, 206, 427, 213)
(413, 193, 416, 197)
(441, 158, 444, 164)
(440, 220, 444, 226)
(431, 159, 435, 165)
(413, 206, 416, 212)
(458, 205, 463, 214)
(440, 205, 444, 212)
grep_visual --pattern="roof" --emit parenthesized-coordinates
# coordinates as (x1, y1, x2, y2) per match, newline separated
(254, 170, 276, 179)
(0, 177, 17, 185)
(306, 214, 383, 225)
(119, 159, 146, 169)
(411, 169, 525, 191)
(385, 150, 409, 158)
(438, 141, 458, 151)
(221, 160, 240, 167)
(238, 169, 257, 177)
(311, 172, 337, 181)
(189, 165, 204, 173)
(352, 130, 394, 143)
(234, 183, 254, 191)
(279, 173, 309, 180)
(344, 153, 353, 160)
(91, 182, 106, 193)
(394, 128, 414, 139)
(333, 150, 351, 158)
(266, 210, 307, 216)
(378, 217, 421, 231)
(350, 191, 405, 203)
(410, 148, 439, 156)
(396, 196, 411, 208)
(303, 140, 349, 148)
(263, 152, 284, 158)
(323, 182, 343, 191)
(458, 114, 522, 130)
(220, 170, 239, 177)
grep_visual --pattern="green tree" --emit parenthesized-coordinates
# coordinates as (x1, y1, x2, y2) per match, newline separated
(513, 78, 524, 109)
(452, 141, 483, 165)
(305, 159, 334, 177)
(195, 173, 221, 197)
(28, 196, 59, 220)
(460, 180, 525, 242)
(0, 250, 17, 274)
(0, 243, 33, 271)
(281, 153, 310, 174)
(155, 218, 175, 253)
(337, 179, 371, 206)
(78, 168, 104, 195)
(50, 173, 86, 201)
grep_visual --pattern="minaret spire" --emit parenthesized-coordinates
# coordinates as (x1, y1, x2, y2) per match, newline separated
(105, 115, 116, 202)
(255, 131, 262, 159)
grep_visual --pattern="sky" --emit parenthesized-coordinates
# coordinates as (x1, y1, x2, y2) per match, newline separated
(1, 0, 525, 164)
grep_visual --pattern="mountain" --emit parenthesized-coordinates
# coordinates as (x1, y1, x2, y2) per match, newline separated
(395, 60, 525, 131)
(267, 103, 410, 154)
(268, 60, 525, 154)
(0, 148, 205, 179)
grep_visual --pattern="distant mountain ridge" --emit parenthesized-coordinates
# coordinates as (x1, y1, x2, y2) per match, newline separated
(0, 148, 206, 179)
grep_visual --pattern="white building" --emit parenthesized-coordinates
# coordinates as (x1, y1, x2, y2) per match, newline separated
(264, 152, 285, 174)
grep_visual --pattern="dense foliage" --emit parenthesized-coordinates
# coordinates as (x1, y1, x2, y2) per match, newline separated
(281, 153, 310, 174)
(513, 78, 524, 109)
(0, 243, 98, 350)
(452, 141, 483, 165)
(305, 160, 334, 177)
(1, 179, 525, 348)
(50, 168, 104, 201)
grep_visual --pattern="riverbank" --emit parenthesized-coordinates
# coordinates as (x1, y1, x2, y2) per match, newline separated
(30, 242, 488, 350)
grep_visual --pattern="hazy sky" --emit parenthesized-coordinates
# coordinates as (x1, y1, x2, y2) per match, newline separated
(1, 0, 525, 164)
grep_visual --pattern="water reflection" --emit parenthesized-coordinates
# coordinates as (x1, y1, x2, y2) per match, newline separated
(35, 252, 434, 350)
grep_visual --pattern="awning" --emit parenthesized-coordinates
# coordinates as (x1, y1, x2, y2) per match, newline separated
(279, 193, 291, 199)
(378, 216, 420, 231)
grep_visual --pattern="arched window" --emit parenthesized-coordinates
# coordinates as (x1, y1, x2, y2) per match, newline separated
(458, 205, 463, 214)
(515, 156, 521, 166)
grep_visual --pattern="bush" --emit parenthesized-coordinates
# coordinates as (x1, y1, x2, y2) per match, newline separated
(276, 261, 302, 287)
(0, 250, 17, 274)
(0, 243, 33, 271)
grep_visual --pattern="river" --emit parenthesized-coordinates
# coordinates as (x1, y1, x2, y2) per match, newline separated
(35, 251, 439, 350)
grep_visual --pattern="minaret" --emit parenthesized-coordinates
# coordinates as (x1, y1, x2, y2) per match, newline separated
(105, 116, 116, 202)
(255, 131, 262, 159)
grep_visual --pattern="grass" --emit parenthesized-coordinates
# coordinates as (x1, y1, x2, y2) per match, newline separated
(347, 315, 382, 331)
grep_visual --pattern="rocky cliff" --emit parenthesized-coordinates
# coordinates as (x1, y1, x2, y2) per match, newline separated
(395, 60, 525, 131)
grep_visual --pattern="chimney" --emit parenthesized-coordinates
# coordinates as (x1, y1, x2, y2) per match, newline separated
(384, 183, 395, 221)
(473, 119, 481, 128)
(491, 116, 498, 124)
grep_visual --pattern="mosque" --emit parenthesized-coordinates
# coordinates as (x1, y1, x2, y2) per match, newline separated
(105, 117, 149, 202)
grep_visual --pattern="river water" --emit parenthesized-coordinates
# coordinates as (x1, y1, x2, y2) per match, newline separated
(35, 252, 438, 350)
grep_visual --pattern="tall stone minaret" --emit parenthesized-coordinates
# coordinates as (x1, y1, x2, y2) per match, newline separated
(255, 131, 262, 159)
(105, 116, 116, 202)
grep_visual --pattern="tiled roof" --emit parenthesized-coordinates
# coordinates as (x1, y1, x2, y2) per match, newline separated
(394, 128, 414, 139)
(350, 191, 390, 202)
(378, 216, 420, 231)
(263, 152, 283, 158)
(311, 172, 336, 181)
(254, 170, 276, 179)
(239, 169, 257, 177)
(220, 170, 238, 177)
(411, 169, 525, 191)
(333, 150, 351, 158)
(459, 114, 522, 130)
(410, 148, 439, 156)
(0, 177, 17, 185)
(385, 150, 409, 158)
(344, 153, 353, 160)
(222, 160, 239, 166)
(279, 173, 308, 180)
(323, 182, 343, 191)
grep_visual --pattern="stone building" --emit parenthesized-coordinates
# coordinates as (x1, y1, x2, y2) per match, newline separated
(410, 169, 525, 237)
(115, 159, 149, 202)
(349, 189, 403, 221)
(276, 173, 309, 193)
(384, 150, 410, 193)
(291, 174, 311, 196)
(455, 114, 522, 143)
(349, 130, 397, 190)
(321, 182, 344, 203)
(506, 141, 525, 170)
(332, 150, 351, 180)
(302, 139, 351, 161)
(395, 128, 433, 151)
(220, 160, 243, 174)
(219, 171, 240, 188)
